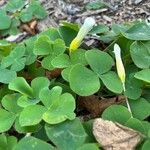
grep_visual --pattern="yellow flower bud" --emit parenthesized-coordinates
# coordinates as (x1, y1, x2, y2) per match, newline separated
(69, 17, 95, 53)
(113, 44, 126, 90)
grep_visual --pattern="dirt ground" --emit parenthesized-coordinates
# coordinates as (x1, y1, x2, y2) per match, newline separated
(38, 0, 150, 31)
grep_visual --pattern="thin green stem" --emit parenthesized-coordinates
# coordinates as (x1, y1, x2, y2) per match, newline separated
(122, 82, 133, 118)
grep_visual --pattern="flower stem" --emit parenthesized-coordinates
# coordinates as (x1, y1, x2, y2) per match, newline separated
(122, 83, 133, 118)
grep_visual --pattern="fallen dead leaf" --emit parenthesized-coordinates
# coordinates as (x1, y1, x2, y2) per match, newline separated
(77, 95, 125, 118)
(93, 118, 143, 150)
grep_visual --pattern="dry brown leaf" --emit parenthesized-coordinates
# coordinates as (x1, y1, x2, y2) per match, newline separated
(77, 95, 125, 118)
(93, 118, 143, 150)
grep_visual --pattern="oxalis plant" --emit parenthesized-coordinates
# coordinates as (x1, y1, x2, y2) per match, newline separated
(0, 13, 150, 150)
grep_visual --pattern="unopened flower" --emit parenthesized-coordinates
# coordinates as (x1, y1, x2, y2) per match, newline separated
(69, 17, 95, 53)
(113, 44, 126, 91)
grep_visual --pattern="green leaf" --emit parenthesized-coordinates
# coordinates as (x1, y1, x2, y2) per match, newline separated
(142, 140, 150, 150)
(31, 77, 50, 99)
(134, 69, 150, 83)
(86, 1, 106, 10)
(70, 49, 88, 66)
(45, 118, 87, 150)
(0, 69, 16, 84)
(100, 71, 123, 93)
(142, 121, 150, 137)
(51, 54, 71, 68)
(124, 73, 142, 99)
(122, 22, 150, 40)
(59, 26, 77, 46)
(0, 134, 17, 150)
(51, 39, 66, 55)
(0, 10, 11, 30)
(5, 0, 25, 12)
(90, 24, 109, 34)
(125, 118, 145, 134)
(102, 105, 131, 125)
(34, 35, 52, 55)
(17, 96, 40, 108)
(41, 28, 61, 41)
(15, 117, 41, 134)
(1, 44, 26, 71)
(40, 39, 66, 70)
(2, 93, 22, 114)
(40, 86, 76, 124)
(77, 144, 100, 150)
(85, 49, 114, 75)
(28, 0, 47, 19)
(130, 41, 150, 69)
(43, 93, 75, 124)
(15, 136, 54, 150)
(0, 109, 16, 132)
(129, 98, 150, 120)
(69, 64, 100, 96)
(7, 136, 17, 150)
(61, 66, 72, 82)
(3, 17, 20, 35)
(0, 134, 7, 150)
(24, 37, 37, 65)
(41, 55, 55, 70)
(9, 77, 33, 97)
(40, 86, 62, 108)
(19, 105, 46, 126)
(60, 21, 79, 31)
(19, 10, 33, 22)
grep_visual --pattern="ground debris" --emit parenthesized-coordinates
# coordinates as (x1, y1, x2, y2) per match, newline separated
(77, 95, 125, 118)
(93, 118, 143, 150)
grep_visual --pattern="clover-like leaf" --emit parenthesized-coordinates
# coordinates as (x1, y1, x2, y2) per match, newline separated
(24, 37, 37, 65)
(51, 54, 71, 68)
(129, 98, 150, 120)
(0, 10, 11, 30)
(122, 22, 150, 41)
(45, 118, 88, 150)
(1, 93, 22, 114)
(0, 109, 16, 133)
(100, 71, 123, 93)
(134, 69, 150, 83)
(142, 140, 150, 150)
(102, 105, 131, 125)
(0, 69, 16, 84)
(28, 0, 47, 19)
(77, 144, 100, 150)
(61, 66, 72, 82)
(15, 136, 54, 150)
(90, 24, 109, 34)
(31, 77, 50, 99)
(130, 41, 150, 69)
(69, 64, 100, 96)
(0, 134, 17, 150)
(34, 35, 52, 55)
(5, 0, 25, 13)
(19, 105, 46, 126)
(1, 44, 26, 71)
(19, 0, 46, 22)
(40, 86, 62, 108)
(85, 49, 114, 75)
(9, 77, 33, 98)
(124, 71, 143, 100)
(17, 95, 40, 108)
(125, 118, 145, 134)
(70, 49, 88, 66)
(40, 86, 76, 124)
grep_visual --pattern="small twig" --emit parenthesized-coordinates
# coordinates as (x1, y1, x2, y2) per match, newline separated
(75, 8, 108, 17)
